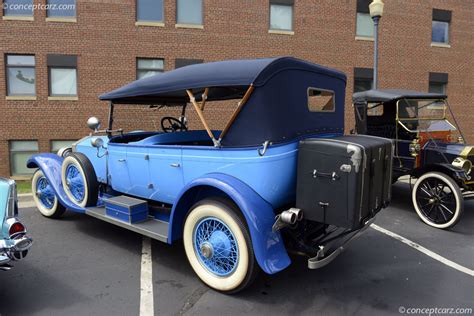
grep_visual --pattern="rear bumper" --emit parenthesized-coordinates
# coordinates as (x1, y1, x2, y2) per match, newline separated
(0, 235, 33, 268)
(307, 218, 374, 269)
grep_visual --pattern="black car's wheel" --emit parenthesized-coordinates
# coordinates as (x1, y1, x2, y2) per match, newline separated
(412, 172, 464, 229)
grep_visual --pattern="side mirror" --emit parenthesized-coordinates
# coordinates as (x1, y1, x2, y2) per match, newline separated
(87, 117, 101, 132)
(91, 138, 104, 148)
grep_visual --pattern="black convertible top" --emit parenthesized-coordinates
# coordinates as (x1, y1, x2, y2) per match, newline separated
(353, 89, 447, 103)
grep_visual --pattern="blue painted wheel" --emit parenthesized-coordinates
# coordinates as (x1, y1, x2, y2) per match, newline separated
(32, 170, 65, 218)
(61, 153, 99, 208)
(183, 198, 258, 293)
(65, 164, 85, 203)
(193, 217, 239, 277)
(36, 176, 55, 209)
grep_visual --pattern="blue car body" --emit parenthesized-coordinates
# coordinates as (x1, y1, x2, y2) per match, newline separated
(27, 57, 348, 275)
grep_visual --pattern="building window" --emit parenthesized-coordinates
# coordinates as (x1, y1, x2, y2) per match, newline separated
(9, 140, 38, 176)
(3, 0, 33, 16)
(428, 72, 448, 94)
(5, 54, 36, 96)
(47, 0, 76, 18)
(137, 0, 163, 22)
(137, 58, 164, 79)
(176, 0, 202, 25)
(175, 58, 203, 69)
(307, 88, 335, 112)
(354, 67, 374, 92)
(432, 9, 451, 44)
(356, 0, 373, 38)
(269, 0, 293, 31)
(51, 140, 75, 153)
(47, 55, 78, 96)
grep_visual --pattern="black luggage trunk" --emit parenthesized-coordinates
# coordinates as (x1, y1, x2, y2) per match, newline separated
(296, 135, 393, 229)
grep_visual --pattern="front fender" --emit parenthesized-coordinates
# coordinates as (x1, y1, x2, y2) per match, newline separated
(27, 154, 85, 213)
(411, 163, 468, 183)
(169, 173, 291, 275)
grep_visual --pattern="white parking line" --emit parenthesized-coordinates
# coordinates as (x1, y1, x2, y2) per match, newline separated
(140, 237, 154, 316)
(371, 224, 474, 277)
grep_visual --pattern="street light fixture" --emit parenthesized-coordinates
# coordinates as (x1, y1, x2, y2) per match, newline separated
(369, 0, 384, 89)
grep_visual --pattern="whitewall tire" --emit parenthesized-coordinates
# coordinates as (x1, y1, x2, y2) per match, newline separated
(61, 153, 99, 208)
(32, 170, 65, 218)
(412, 172, 464, 229)
(183, 198, 258, 293)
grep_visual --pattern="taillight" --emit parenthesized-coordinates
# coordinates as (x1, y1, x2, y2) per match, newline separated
(9, 222, 25, 237)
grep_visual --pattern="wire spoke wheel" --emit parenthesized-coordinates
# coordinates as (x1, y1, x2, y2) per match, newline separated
(65, 165, 85, 203)
(193, 217, 239, 276)
(32, 170, 65, 218)
(183, 198, 258, 293)
(412, 172, 463, 229)
(61, 153, 99, 208)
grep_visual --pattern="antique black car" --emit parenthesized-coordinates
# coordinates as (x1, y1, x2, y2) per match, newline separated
(353, 89, 472, 229)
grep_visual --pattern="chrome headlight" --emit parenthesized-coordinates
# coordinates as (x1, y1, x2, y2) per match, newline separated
(452, 157, 472, 175)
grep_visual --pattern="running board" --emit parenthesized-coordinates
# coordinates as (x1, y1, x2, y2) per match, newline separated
(85, 207, 168, 243)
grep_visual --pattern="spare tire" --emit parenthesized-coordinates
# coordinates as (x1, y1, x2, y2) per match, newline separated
(61, 152, 99, 208)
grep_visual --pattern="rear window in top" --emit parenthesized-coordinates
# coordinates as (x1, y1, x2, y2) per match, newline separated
(307, 88, 335, 112)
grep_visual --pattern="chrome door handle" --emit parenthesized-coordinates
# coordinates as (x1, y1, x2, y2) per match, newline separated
(118, 159, 126, 162)
(170, 163, 180, 168)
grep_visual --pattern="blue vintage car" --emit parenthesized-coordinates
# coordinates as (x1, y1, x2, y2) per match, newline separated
(0, 178, 33, 270)
(28, 57, 392, 292)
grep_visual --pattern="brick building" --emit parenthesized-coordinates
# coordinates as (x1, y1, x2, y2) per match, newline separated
(0, 0, 472, 178)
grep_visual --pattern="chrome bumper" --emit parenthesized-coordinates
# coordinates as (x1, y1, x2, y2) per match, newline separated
(0, 235, 33, 269)
(308, 218, 374, 269)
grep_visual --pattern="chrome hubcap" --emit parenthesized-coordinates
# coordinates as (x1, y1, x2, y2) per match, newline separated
(200, 242, 213, 259)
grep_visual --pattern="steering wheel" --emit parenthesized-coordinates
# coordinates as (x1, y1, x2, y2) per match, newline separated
(161, 117, 188, 133)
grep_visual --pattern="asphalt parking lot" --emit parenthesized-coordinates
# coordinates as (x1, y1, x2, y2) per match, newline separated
(1, 182, 473, 316)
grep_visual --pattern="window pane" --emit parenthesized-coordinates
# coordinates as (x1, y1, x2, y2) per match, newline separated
(47, 0, 76, 17)
(7, 55, 35, 66)
(137, 58, 164, 70)
(10, 140, 38, 175)
(3, 0, 33, 16)
(10, 140, 38, 151)
(7, 67, 36, 96)
(11, 153, 36, 175)
(429, 82, 446, 94)
(137, 70, 162, 79)
(51, 140, 74, 152)
(270, 4, 293, 31)
(177, 0, 202, 25)
(50, 68, 77, 96)
(137, 0, 163, 22)
(308, 89, 335, 112)
(354, 78, 373, 93)
(356, 13, 374, 37)
(432, 21, 449, 43)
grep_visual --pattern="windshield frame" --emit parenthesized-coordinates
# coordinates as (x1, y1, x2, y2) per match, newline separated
(395, 98, 457, 133)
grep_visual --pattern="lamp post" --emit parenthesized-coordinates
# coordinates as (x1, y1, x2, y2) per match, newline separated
(369, 0, 384, 89)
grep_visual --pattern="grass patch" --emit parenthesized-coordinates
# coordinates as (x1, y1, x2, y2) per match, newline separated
(16, 181, 32, 194)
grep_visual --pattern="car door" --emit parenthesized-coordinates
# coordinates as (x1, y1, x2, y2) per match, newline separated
(108, 143, 131, 194)
(126, 145, 151, 198)
(147, 146, 184, 204)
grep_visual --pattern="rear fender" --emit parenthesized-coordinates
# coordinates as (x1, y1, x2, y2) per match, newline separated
(169, 173, 291, 275)
(27, 154, 85, 213)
